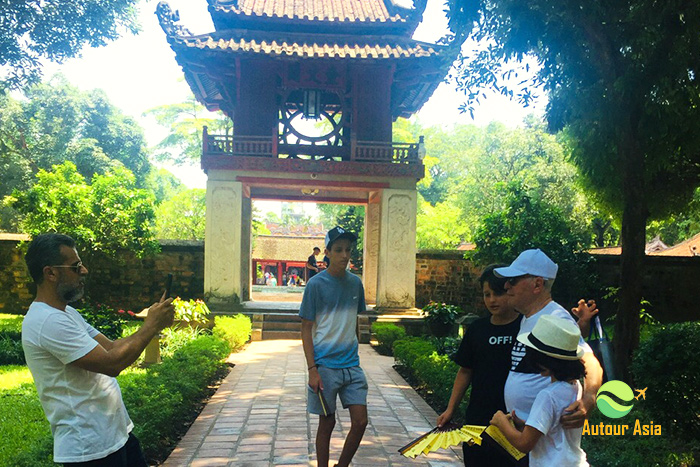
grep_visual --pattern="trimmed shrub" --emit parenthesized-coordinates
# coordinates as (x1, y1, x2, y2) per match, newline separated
(159, 326, 207, 359)
(372, 322, 406, 355)
(213, 314, 251, 352)
(582, 407, 698, 467)
(413, 351, 461, 404)
(0, 331, 25, 365)
(119, 335, 231, 462)
(393, 337, 436, 370)
(632, 321, 700, 441)
(428, 336, 461, 358)
(77, 303, 130, 340)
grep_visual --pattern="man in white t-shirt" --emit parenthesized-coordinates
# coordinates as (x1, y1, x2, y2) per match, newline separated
(494, 249, 603, 426)
(21, 233, 175, 466)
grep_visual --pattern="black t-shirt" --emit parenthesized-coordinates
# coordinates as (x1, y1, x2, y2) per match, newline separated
(307, 254, 318, 278)
(452, 314, 523, 425)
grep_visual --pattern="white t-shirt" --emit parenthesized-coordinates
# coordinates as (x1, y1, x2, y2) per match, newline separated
(526, 380, 589, 467)
(504, 301, 592, 420)
(22, 302, 133, 463)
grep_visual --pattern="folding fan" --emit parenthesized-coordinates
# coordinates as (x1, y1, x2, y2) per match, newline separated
(398, 423, 525, 460)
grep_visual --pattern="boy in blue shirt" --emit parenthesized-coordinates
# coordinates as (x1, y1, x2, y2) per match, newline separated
(300, 226, 368, 467)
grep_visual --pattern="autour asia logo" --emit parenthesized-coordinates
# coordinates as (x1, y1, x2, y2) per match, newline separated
(582, 380, 661, 436)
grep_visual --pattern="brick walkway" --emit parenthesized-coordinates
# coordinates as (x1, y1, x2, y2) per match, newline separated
(162, 340, 463, 467)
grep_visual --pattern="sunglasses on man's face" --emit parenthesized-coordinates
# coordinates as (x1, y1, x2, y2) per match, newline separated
(51, 261, 84, 274)
(506, 275, 533, 286)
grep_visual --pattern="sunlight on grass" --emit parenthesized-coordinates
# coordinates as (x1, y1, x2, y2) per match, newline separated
(0, 365, 33, 389)
(0, 313, 23, 332)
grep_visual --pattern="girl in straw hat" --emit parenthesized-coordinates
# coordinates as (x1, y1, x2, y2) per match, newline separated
(491, 315, 589, 467)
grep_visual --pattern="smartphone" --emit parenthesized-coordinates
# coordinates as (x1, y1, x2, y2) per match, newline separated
(164, 273, 173, 298)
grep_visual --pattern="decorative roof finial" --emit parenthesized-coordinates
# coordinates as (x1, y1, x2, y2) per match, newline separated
(156, 1, 193, 38)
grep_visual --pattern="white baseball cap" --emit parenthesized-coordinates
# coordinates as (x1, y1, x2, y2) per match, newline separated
(494, 249, 558, 280)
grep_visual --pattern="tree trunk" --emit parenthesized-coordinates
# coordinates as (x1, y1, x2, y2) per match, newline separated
(614, 129, 646, 383)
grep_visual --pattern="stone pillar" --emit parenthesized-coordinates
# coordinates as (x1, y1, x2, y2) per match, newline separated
(363, 195, 380, 304)
(376, 189, 417, 310)
(204, 180, 249, 308)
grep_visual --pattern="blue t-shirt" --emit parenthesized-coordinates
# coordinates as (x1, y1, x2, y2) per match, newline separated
(299, 270, 366, 368)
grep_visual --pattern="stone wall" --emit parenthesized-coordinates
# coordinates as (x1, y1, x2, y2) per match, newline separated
(415, 250, 484, 315)
(1, 238, 698, 323)
(0, 239, 204, 314)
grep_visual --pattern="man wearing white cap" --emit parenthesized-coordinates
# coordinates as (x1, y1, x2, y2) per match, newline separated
(494, 249, 603, 429)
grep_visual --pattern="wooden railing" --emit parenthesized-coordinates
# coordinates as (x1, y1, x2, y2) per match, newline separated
(353, 141, 421, 163)
(202, 127, 424, 164)
(204, 127, 274, 157)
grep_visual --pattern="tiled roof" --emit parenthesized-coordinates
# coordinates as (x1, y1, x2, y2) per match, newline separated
(210, 0, 406, 23)
(177, 33, 440, 59)
(589, 232, 700, 257)
(652, 232, 700, 257)
(253, 235, 325, 262)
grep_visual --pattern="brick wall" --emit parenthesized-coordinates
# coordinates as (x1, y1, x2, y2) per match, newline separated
(0, 239, 204, 314)
(2, 238, 698, 322)
(415, 250, 484, 315)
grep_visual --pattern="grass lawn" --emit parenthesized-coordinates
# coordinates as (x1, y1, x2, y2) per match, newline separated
(0, 364, 148, 466)
(0, 366, 50, 466)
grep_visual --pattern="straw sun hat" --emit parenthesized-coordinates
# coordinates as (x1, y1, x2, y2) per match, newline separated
(517, 315, 585, 360)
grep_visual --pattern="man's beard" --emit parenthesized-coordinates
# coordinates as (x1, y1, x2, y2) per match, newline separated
(57, 283, 84, 303)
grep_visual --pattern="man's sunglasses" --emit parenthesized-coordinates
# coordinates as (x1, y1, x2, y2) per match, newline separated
(51, 261, 84, 273)
(506, 275, 533, 286)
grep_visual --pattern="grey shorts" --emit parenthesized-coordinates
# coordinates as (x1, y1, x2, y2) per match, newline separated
(307, 365, 368, 415)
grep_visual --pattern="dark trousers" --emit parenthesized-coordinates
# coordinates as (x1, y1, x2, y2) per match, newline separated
(463, 436, 529, 467)
(63, 433, 148, 467)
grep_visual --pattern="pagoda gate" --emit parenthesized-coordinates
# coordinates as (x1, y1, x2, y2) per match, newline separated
(157, 0, 450, 312)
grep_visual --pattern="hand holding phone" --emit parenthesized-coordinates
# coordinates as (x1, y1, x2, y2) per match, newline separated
(164, 273, 173, 299)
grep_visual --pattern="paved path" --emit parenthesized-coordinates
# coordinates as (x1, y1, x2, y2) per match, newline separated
(162, 341, 463, 467)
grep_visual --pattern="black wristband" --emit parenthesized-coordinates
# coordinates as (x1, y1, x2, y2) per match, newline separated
(308, 364, 317, 370)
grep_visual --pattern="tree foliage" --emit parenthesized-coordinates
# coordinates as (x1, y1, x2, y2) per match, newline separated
(155, 189, 206, 241)
(317, 204, 365, 269)
(473, 181, 595, 304)
(0, 76, 151, 231)
(446, 0, 700, 375)
(145, 95, 232, 165)
(0, 0, 140, 90)
(396, 117, 616, 248)
(5, 161, 158, 259)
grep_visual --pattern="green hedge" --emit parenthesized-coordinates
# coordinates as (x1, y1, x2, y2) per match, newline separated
(392, 337, 466, 419)
(0, 315, 25, 365)
(213, 314, 252, 352)
(393, 329, 700, 465)
(0, 331, 25, 365)
(2, 333, 232, 466)
(121, 335, 231, 462)
(632, 321, 700, 442)
(371, 322, 406, 355)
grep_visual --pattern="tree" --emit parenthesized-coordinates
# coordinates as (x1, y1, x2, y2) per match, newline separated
(145, 95, 232, 165)
(397, 117, 610, 247)
(0, 0, 139, 90)
(5, 161, 158, 259)
(317, 204, 365, 270)
(416, 194, 469, 249)
(447, 0, 700, 377)
(473, 182, 595, 307)
(155, 189, 206, 240)
(0, 76, 151, 230)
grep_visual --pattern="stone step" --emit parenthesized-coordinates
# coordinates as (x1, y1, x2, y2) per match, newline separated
(262, 330, 302, 340)
(263, 321, 301, 331)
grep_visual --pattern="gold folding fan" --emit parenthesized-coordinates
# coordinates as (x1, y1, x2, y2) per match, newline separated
(398, 423, 525, 460)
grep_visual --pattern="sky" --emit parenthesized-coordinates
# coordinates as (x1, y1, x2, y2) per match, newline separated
(41, 0, 545, 215)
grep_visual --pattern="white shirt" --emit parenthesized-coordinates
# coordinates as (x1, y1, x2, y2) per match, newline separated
(504, 301, 592, 420)
(526, 380, 589, 467)
(22, 302, 133, 463)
